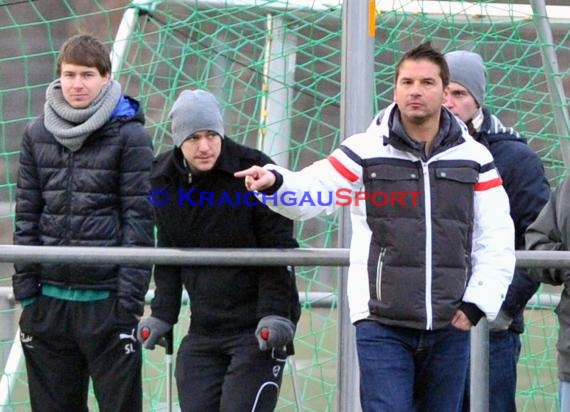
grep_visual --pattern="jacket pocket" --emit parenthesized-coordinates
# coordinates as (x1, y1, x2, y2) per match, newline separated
(433, 167, 478, 203)
(363, 164, 422, 220)
(432, 166, 478, 224)
(434, 167, 478, 184)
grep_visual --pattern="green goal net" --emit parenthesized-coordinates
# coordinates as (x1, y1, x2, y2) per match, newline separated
(0, 0, 569, 411)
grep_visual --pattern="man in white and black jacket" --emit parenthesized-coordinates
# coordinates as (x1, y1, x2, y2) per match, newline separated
(236, 42, 515, 412)
(137, 89, 300, 412)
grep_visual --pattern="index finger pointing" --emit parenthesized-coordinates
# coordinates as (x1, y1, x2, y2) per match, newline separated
(234, 166, 259, 178)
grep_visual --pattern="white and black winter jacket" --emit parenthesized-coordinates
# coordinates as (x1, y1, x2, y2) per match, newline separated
(261, 104, 515, 330)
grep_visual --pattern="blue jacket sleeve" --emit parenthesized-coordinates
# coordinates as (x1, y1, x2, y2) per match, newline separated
(499, 142, 550, 321)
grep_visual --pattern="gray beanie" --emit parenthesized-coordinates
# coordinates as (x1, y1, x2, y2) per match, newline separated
(444, 51, 486, 107)
(169, 89, 225, 147)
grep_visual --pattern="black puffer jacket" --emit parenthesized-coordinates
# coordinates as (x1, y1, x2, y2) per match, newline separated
(13, 98, 154, 315)
(149, 138, 300, 336)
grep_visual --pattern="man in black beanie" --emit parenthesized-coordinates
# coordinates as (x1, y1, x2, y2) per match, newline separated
(444, 50, 551, 412)
(137, 89, 300, 411)
(13, 34, 154, 411)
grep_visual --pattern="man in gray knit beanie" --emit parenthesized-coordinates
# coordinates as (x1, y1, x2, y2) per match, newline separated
(444, 51, 487, 136)
(444, 50, 550, 412)
(445, 50, 486, 107)
(169, 89, 225, 147)
(138, 89, 300, 411)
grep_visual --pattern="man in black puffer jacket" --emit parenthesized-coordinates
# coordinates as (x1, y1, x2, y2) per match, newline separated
(13, 34, 154, 412)
(137, 89, 300, 412)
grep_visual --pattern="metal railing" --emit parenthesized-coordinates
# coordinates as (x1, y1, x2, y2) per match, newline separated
(1, 245, 568, 267)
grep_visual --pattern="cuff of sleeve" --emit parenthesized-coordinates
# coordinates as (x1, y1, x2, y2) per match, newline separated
(262, 170, 284, 195)
(120, 298, 145, 317)
(149, 305, 181, 326)
(459, 302, 484, 326)
(498, 302, 517, 320)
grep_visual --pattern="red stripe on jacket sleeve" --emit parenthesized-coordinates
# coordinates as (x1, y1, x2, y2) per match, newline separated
(474, 177, 503, 191)
(328, 155, 359, 182)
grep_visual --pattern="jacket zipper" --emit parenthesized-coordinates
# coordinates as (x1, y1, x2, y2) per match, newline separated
(376, 247, 386, 301)
(464, 254, 469, 290)
(64, 151, 75, 281)
(422, 162, 433, 330)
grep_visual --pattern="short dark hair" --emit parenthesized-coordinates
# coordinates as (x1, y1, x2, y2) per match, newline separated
(394, 42, 449, 87)
(56, 34, 112, 76)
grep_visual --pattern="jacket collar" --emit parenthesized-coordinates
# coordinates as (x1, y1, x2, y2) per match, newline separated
(150, 137, 243, 181)
(378, 104, 465, 159)
(477, 108, 524, 144)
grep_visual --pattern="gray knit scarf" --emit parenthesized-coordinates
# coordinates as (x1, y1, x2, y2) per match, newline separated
(43, 79, 122, 152)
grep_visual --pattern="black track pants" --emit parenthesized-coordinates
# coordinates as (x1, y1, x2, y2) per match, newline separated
(175, 332, 287, 412)
(19, 295, 142, 412)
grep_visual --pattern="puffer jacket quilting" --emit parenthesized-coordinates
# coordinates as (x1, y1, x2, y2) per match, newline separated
(13, 101, 154, 315)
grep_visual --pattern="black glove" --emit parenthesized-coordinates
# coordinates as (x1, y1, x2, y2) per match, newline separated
(488, 308, 513, 332)
(255, 315, 295, 351)
(137, 316, 171, 350)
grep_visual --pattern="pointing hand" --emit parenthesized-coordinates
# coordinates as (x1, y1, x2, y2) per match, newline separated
(234, 166, 276, 191)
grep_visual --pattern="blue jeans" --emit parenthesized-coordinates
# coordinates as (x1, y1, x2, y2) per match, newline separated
(461, 330, 521, 412)
(356, 320, 470, 412)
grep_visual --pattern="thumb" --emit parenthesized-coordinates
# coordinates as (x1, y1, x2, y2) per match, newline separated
(256, 332, 269, 351)
(142, 331, 157, 350)
(136, 325, 149, 344)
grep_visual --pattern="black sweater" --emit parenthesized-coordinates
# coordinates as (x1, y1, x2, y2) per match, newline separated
(149, 138, 300, 335)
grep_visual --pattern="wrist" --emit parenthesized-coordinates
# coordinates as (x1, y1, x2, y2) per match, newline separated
(262, 170, 283, 195)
